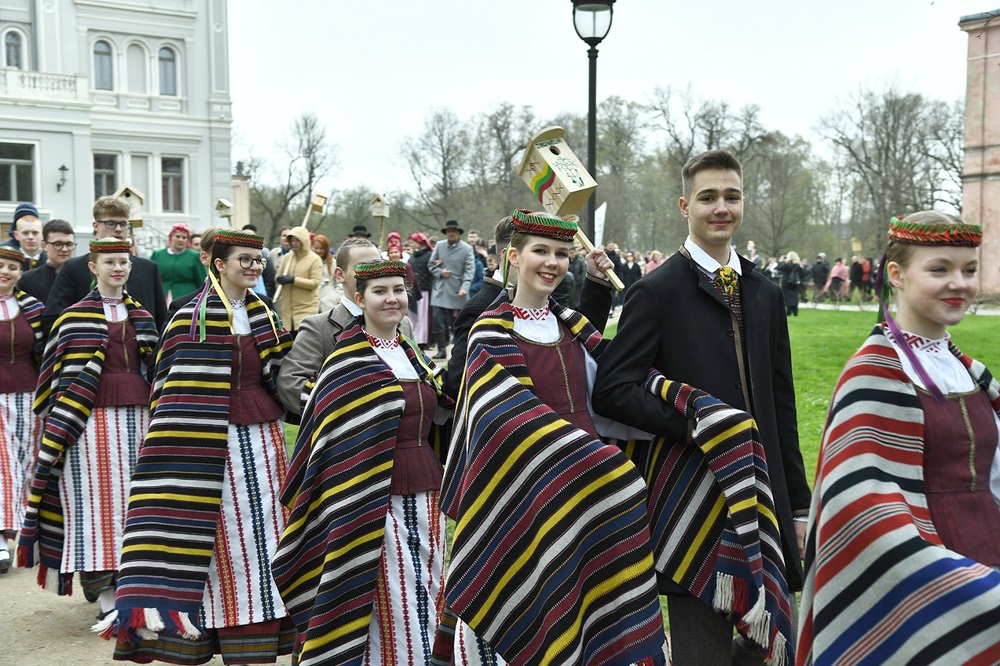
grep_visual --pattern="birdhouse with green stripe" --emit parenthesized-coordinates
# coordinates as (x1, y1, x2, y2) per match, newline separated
(518, 126, 597, 216)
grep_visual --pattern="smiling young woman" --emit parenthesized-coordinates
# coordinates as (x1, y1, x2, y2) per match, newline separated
(106, 228, 295, 665)
(799, 212, 1000, 664)
(273, 259, 453, 666)
(19, 238, 156, 618)
(437, 210, 668, 666)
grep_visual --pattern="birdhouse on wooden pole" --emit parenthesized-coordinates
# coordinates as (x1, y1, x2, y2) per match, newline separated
(113, 184, 145, 227)
(370, 194, 390, 249)
(517, 126, 597, 217)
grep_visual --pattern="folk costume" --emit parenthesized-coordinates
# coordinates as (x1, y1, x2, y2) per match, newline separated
(797, 218, 1000, 665)
(272, 260, 452, 666)
(18, 239, 156, 600)
(439, 211, 667, 666)
(0, 260, 45, 571)
(105, 229, 295, 665)
(408, 232, 434, 345)
(593, 236, 807, 666)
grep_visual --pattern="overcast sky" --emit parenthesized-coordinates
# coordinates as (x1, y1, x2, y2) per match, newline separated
(228, 0, 992, 199)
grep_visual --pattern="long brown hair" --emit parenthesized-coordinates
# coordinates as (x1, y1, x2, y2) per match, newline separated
(312, 234, 333, 273)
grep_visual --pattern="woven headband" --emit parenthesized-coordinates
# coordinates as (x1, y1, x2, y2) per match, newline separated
(887, 216, 982, 247)
(511, 209, 578, 242)
(0, 246, 24, 264)
(89, 238, 132, 254)
(355, 260, 408, 281)
(213, 228, 264, 249)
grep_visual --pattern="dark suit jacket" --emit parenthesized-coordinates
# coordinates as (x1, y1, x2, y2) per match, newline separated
(592, 249, 810, 591)
(620, 262, 642, 291)
(17, 263, 58, 304)
(445, 274, 614, 400)
(42, 254, 168, 334)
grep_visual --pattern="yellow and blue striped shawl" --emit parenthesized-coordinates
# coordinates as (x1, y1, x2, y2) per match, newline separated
(440, 294, 668, 666)
(106, 289, 292, 642)
(18, 290, 157, 592)
(272, 320, 449, 666)
(797, 326, 1000, 665)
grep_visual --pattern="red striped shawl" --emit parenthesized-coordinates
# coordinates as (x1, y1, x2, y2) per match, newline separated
(797, 326, 1000, 665)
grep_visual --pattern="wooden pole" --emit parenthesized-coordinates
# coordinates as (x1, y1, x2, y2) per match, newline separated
(575, 228, 624, 292)
(378, 216, 386, 251)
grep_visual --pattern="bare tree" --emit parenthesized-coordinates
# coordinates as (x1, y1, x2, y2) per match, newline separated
(402, 109, 470, 226)
(819, 85, 962, 253)
(248, 112, 336, 247)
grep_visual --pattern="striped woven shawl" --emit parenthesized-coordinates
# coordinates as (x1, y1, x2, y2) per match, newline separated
(637, 374, 792, 665)
(11, 288, 45, 363)
(440, 295, 667, 666)
(797, 326, 1000, 665)
(271, 320, 449, 666)
(106, 289, 291, 641)
(17, 291, 157, 592)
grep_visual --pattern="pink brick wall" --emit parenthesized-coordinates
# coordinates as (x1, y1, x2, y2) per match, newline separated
(961, 11, 1000, 294)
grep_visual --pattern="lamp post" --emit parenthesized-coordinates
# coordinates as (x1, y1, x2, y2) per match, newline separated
(571, 0, 615, 240)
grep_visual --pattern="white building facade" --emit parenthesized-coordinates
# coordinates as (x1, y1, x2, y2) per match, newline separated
(0, 0, 232, 251)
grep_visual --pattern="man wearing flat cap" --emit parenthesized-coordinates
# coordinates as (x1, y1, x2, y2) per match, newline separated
(428, 219, 474, 359)
(1, 202, 46, 270)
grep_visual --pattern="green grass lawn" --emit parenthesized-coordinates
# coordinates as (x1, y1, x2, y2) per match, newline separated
(609, 308, 999, 487)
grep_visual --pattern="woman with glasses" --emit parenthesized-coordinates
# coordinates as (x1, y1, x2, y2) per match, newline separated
(19, 239, 157, 617)
(105, 229, 296, 666)
(0, 246, 44, 575)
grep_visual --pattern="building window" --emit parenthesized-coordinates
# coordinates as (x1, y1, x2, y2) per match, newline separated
(158, 47, 177, 96)
(4, 31, 23, 69)
(0, 143, 34, 203)
(126, 43, 146, 94)
(161, 157, 183, 212)
(93, 40, 113, 90)
(94, 154, 118, 198)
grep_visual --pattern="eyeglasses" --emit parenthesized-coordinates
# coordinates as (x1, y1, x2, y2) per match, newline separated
(45, 241, 77, 250)
(99, 259, 132, 269)
(234, 255, 267, 269)
(97, 220, 130, 230)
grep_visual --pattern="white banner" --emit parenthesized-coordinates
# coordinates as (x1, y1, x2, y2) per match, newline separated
(594, 202, 608, 247)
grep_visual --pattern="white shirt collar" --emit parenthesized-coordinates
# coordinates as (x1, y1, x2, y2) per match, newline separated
(341, 294, 362, 316)
(683, 236, 742, 276)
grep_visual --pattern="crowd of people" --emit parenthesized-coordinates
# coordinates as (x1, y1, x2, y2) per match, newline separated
(0, 147, 997, 666)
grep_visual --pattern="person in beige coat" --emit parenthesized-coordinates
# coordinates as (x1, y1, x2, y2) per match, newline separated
(275, 226, 321, 333)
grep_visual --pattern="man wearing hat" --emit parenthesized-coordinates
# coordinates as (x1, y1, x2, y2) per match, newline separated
(1, 203, 46, 270)
(349, 224, 372, 238)
(428, 219, 474, 359)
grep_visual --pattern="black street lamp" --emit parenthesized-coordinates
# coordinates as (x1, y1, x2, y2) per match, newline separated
(571, 0, 615, 240)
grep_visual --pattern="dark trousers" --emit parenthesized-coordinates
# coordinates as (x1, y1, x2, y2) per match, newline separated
(432, 305, 456, 344)
(666, 591, 798, 665)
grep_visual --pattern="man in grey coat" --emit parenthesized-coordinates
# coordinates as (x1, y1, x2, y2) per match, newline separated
(277, 237, 413, 418)
(428, 219, 474, 359)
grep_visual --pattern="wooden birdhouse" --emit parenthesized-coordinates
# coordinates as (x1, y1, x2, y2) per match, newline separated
(518, 126, 597, 217)
(309, 193, 328, 214)
(216, 198, 234, 218)
(113, 184, 145, 227)
(369, 194, 389, 219)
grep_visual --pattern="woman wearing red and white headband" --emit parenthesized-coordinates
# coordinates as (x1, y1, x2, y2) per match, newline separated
(274, 259, 452, 666)
(799, 211, 1000, 665)
(108, 228, 294, 665)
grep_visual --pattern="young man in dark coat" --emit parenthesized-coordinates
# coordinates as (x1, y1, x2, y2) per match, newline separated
(17, 219, 75, 304)
(593, 150, 810, 666)
(41, 196, 167, 333)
